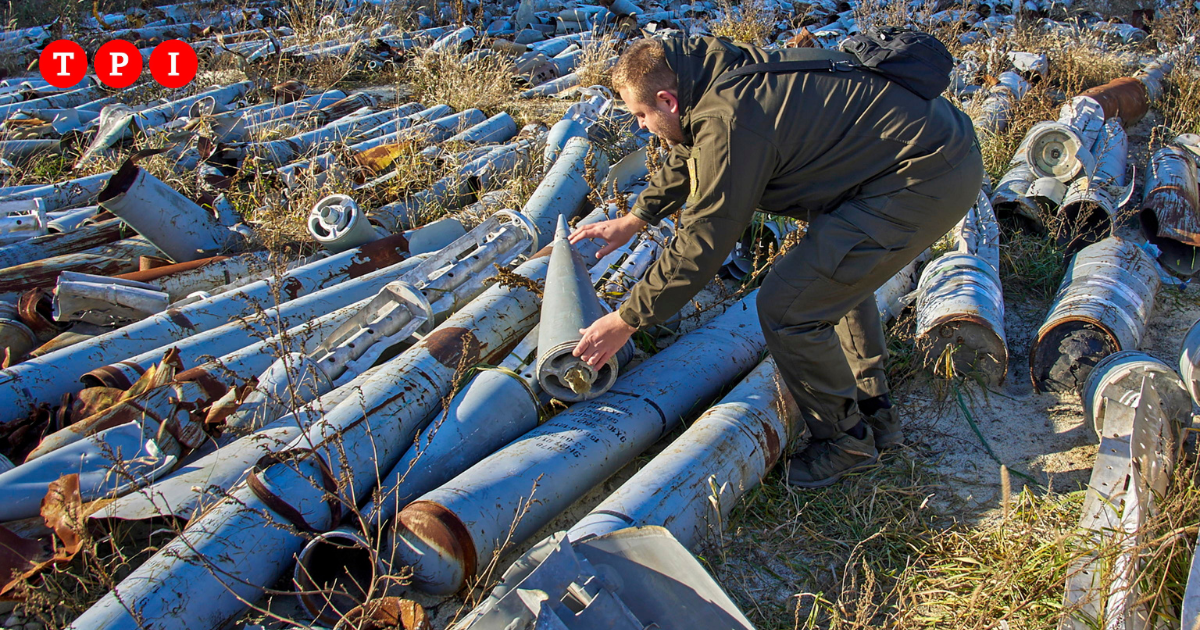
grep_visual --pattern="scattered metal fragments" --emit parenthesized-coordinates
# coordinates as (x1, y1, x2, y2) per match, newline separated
(0, 2, 1189, 630)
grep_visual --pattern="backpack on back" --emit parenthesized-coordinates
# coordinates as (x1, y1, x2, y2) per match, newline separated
(715, 27, 954, 101)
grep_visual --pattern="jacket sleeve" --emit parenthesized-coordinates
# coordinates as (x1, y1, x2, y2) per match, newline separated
(618, 115, 778, 329)
(630, 143, 691, 225)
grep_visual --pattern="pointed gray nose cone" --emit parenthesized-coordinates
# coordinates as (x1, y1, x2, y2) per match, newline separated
(536, 215, 622, 401)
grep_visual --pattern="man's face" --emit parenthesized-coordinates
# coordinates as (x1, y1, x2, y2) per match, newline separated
(619, 86, 685, 146)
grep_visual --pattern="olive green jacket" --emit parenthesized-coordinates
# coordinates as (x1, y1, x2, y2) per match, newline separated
(616, 35, 978, 329)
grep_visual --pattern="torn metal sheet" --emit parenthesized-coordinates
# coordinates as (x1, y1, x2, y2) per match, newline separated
(52, 271, 169, 326)
(454, 527, 753, 630)
(991, 159, 1044, 231)
(1060, 353, 1188, 630)
(1139, 144, 1200, 277)
(1056, 117, 1130, 253)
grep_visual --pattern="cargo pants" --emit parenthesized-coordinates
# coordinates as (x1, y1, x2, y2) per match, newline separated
(757, 146, 985, 441)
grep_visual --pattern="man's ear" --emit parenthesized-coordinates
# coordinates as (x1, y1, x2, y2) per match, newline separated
(655, 90, 680, 114)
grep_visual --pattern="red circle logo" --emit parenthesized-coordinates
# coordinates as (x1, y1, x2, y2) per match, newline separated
(149, 40, 198, 89)
(95, 40, 143, 89)
(38, 40, 87, 89)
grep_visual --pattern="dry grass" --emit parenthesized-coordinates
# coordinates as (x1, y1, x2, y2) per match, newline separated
(1160, 54, 1200, 137)
(575, 36, 619, 90)
(708, 0, 779, 45)
(405, 50, 518, 117)
(4, 1, 1200, 629)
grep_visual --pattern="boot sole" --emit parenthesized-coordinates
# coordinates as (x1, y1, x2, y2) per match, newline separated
(786, 454, 879, 489)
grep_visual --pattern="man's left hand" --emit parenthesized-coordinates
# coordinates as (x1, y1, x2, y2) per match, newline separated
(574, 311, 637, 369)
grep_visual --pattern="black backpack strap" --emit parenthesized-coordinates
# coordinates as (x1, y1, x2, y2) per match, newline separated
(715, 57, 862, 85)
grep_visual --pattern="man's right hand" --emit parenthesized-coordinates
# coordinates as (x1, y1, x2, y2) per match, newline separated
(568, 213, 648, 259)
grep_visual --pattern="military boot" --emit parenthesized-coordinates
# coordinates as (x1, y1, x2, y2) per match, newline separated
(786, 426, 879, 488)
(865, 406, 903, 449)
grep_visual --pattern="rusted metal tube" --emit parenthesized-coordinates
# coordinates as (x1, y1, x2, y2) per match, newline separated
(383, 293, 764, 597)
(97, 160, 248, 263)
(1139, 145, 1200, 277)
(991, 160, 1044, 231)
(1029, 237, 1160, 393)
(567, 356, 798, 547)
(915, 191, 1008, 384)
(0, 235, 411, 425)
(64, 209, 616, 630)
(536, 216, 629, 401)
(1079, 76, 1149, 127)
(1056, 118, 1129, 253)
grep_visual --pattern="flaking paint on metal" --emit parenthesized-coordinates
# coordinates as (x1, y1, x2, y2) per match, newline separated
(346, 233, 410, 278)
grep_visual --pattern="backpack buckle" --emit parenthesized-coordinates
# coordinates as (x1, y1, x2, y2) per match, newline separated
(832, 60, 856, 72)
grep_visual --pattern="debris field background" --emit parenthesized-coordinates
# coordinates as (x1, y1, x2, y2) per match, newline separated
(0, 0, 1197, 628)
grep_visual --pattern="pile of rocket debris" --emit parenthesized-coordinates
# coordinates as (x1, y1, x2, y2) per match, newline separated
(0, 0, 1198, 629)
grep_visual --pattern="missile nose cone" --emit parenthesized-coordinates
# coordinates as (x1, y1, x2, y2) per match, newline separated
(555, 214, 569, 241)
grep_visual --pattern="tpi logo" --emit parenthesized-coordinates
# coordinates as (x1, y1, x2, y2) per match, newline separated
(39, 39, 198, 89)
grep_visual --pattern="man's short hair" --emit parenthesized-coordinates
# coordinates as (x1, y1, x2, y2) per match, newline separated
(611, 38, 678, 104)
